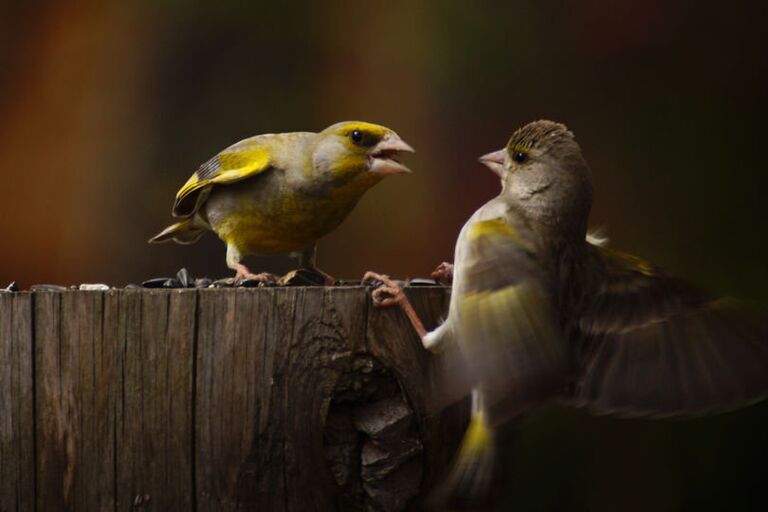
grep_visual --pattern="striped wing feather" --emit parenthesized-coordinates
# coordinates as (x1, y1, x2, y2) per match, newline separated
(573, 247, 768, 417)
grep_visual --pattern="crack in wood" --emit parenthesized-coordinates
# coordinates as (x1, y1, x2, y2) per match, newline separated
(0, 288, 464, 511)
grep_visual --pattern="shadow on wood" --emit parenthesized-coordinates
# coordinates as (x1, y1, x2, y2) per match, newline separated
(0, 287, 467, 511)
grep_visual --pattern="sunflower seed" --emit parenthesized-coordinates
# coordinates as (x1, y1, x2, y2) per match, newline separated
(79, 283, 110, 291)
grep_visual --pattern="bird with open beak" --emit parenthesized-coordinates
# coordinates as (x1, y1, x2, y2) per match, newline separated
(150, 121, 414, 283)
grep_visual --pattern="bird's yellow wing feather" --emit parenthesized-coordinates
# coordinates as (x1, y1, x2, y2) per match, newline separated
(172, 144, 271, 218)
(454, 218, 570, 414)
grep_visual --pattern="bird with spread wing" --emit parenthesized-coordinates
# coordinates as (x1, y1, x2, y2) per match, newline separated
(364, 120, 768, 508)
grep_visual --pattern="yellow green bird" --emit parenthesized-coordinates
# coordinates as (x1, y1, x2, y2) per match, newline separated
(149, 121, 414, 282)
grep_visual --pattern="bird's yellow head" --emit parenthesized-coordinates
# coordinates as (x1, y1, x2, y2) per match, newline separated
(312, 121, 414, 184)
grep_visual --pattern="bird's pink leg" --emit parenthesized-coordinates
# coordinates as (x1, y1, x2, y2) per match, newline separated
(363, 271, 427, 339)
(311, 268, 337, 286)
(297, 245, 336, 285)
(226, 244, 277, 284)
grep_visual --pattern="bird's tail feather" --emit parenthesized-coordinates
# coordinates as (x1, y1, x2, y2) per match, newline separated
(148, 218, 207, 245)
(586, 226, 609, 247)
(430, 391, 498, 510)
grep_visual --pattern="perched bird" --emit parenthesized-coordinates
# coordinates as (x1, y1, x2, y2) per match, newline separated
(365, 120, 768, 507)
(150, 121, 414, 282)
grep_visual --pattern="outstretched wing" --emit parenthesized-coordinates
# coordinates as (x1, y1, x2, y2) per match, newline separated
(453, 218, 570, 417)
(172, 138, 272, 217)
(573, 246, 768, 417)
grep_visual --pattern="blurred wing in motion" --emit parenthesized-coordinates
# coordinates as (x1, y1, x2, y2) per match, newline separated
(573, 246, 768, 417)
(172, 139, 272, 217)
(455, 218, 570, 416)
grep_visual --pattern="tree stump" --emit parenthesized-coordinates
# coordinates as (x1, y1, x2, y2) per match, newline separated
(0, 287, 467, 511)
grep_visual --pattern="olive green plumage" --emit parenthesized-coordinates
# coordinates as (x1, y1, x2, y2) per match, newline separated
(428, 120, 768, 505)
(150, 121, 414, 279)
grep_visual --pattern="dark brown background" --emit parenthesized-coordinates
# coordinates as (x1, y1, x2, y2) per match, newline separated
(1, 1, 766, 510)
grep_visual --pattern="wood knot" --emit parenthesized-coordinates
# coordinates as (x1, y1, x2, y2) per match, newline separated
(323, 355, 423, 511)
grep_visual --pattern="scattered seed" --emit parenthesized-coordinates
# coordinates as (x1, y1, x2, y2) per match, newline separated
(194, 278, 212, 288)
(334, 279, 362, 286)
(162, 278, 183, 289)
(79, 283, 110, 291)
(211, 278, 236, 288)
(176, 268, 192, 287)
(1, 282, 18, 293)
(279, 269, 325, 286)
(237, 278, 263, 288)
(30, 284, 67, 292)
(142, 278, 171, 288)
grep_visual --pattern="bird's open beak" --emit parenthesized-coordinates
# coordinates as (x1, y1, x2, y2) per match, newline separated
(368, 134, 415, 175)
(478, 148, 507, 177)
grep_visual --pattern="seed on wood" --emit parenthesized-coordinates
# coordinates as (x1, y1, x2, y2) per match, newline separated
(279, 269, 326, 286)
(141, 278, 171, 288)
(79, 284, 110, 291)
(209, 277, 234, 287)
(1, 281, 18, 292)
(236, 278, 263, 288)
(29, 284, 67, 292)
(176, 268, 192, 287)
(335, 279, 362, 286)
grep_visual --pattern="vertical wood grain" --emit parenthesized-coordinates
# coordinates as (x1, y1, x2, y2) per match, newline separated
(2, 287, 459, 511)
(116, 289, 196, 510)
(194, 288, 271, 510)
(0, 293, 34, 512)
(195, 287, 371, 511)
(34, 291, 119, 511)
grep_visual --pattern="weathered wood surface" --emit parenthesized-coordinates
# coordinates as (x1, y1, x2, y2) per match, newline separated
(0, 293, 34, 511)
(0, 287, 466, 512)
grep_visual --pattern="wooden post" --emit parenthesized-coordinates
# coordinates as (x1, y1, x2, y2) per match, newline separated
(0, 287, 466, 511)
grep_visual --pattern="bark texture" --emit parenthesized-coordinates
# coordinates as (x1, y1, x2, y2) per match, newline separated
(0, 287, 466, 512)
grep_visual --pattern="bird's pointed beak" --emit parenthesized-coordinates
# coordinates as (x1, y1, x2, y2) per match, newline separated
(368, 134, 415, 175)
(478, 148, 507, 177)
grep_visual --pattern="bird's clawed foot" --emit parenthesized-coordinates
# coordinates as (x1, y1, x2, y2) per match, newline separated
(430, 261, 454, 286)
(362, 271, 405, 307)
(363, 271, 428, 338)
(233, 263, 278, 286)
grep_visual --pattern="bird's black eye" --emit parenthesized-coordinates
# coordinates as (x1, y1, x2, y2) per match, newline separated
(513, 151, 528, 164)
(350, 129, 363, 144)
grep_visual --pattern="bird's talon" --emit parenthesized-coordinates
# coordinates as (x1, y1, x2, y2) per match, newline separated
(234, 270, 278, 286)
(362, 271, 390, 286)
(372, 287, 398, 302)
(430, 261, 454, 286)
(378, 297, 403, 308)
(366, 272, 405, 307)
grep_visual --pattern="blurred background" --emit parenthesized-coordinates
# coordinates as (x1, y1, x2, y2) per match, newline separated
(1, 0, 766, 509)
